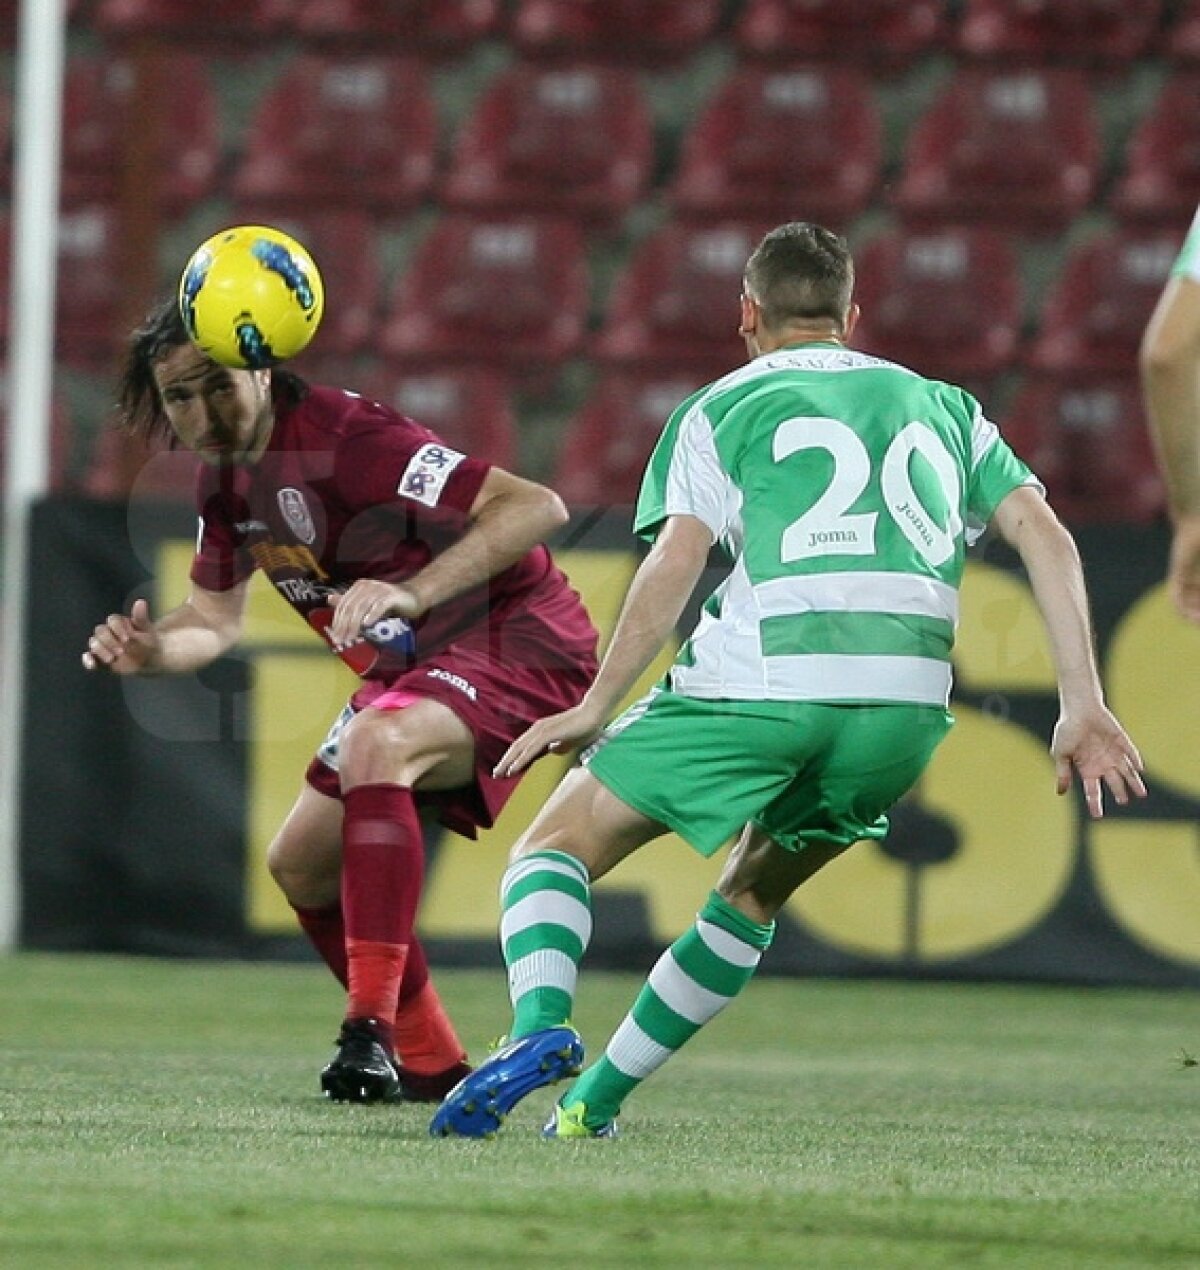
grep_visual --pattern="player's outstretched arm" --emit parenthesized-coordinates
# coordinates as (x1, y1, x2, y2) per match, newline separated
(496, 514, 713, 777)
(992, 487, 1147, 818)
(1141, 273, 1200, 623)
(82, 581, 248, 676)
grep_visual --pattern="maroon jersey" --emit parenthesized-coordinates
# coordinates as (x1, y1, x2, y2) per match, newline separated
(190, 384, 596, 678)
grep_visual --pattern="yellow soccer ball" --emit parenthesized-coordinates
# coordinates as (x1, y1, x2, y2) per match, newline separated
(178, 225, 325, 369)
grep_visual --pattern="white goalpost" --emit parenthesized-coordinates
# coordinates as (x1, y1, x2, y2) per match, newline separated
(0, 0, 68, 949)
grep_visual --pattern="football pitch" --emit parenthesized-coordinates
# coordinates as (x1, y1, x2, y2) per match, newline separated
(1, 954, 1197, 1269)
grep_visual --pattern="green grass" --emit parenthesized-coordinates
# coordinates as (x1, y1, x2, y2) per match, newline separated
(0, 954, 1197, 1269)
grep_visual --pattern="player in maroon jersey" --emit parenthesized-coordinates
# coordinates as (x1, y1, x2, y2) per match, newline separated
(83, 298, 599, 1103)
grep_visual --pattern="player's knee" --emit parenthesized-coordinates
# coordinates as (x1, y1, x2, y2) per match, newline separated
(266, 836, 335, 908)
(339, 708, 428, 786)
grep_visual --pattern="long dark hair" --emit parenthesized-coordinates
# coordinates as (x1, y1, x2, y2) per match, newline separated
(116, 296, 310, 441)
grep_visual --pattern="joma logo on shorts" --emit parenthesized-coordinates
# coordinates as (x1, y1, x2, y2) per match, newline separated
(427, 668, 477, 700)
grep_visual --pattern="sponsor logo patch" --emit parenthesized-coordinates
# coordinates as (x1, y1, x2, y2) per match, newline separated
(398, 443, 466, 507)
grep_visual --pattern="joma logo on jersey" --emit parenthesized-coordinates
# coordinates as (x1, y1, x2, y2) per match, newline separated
(427, 668, 477, 700)
(894, 500, 936, 550)
(249, 541, 330, 580)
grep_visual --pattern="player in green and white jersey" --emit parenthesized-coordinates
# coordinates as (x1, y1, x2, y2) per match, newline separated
(430, 222, 1147, 1142)
(1141, 203, 1200, 623)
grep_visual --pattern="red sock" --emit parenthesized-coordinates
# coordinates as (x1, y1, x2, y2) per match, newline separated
(292, 902, 348, 987)
(293, 901, 457, 1067)
(341, 783, 425, 1032)
(394, 979, 468, 1075)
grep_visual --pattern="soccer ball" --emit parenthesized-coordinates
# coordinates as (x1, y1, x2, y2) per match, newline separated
(178, 225, 325, 369)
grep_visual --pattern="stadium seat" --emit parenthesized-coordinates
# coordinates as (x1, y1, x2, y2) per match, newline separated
(292, 0, 504, 54)
(1165, 0, 1200, 62)
(510, 0, 723, 65)
(850, 226, 1023, 390)
(357, 367, 518, 469)
(595, 222, 769, 379)
(1109, 71, 1200, 227)
(670, 63, 881, 229)
(228, 208, 381, 358)
(232, 55, 437, 213)
(442, 64, 654, 229)
(734, 0, 946, 67)
(379, 215, 589, 376)
(892, 67, 1100, 233)
(553, 370, 709, 506)
(60, 52, 221, 214)
(957, 0, 1162, 65)
(54, 204, 127, 364)
(1001, 377, 1164, 524)
(1027, 227, 1182, 379)
(91, 0, 294, 41)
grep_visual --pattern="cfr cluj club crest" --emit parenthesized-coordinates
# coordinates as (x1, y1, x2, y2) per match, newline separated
(277, 487, 316, 545)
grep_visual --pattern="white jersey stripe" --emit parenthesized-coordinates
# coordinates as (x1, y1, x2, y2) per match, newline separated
(765, 653, 953, 704)
(753, 571, 958, 624)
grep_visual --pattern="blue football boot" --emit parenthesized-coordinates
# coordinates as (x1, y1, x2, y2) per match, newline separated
(429, 1026, 584, 1139)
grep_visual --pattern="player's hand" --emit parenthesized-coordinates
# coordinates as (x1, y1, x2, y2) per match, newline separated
(1167, 513, 1200, 624)
(494, 701, 609, 779)
(328, 581, 423, 648)
(82, 598, 160, 675)
(1051, 704, 1147, 819)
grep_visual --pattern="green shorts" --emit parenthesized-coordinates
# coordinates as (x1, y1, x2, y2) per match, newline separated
(584, 690, 953, 857)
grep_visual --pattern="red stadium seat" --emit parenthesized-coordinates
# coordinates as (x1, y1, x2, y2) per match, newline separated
(554, 370, 709, 506)
(443, 64, 654, 229)
(892, 67, 1100, 233)
(60, 53, 221, 214)
(379, 215, 589, 376)
(292, 0, 504, 54)
(850, 227, 1023, 390)
(1002, 377, 1164, 524)
(54, 204, 127, 363)
(1166, 0, 1200, 62)
(595, 222, 768, 379)
(735, 0, 946, 67)
(957, 0, 1162, 64)
(228, 209, 381, 358)
(357, 367, 518, 470)
(1027, 228, 1182, 379)
(1109, 72, 1200, 227)
(232, 55, 437, 213)
(671, 63, 881, 229)
(92, 0, 294, 41)
(511, 0, 723, 65)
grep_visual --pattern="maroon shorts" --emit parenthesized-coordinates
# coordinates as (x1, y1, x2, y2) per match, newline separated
(305, 610, 597, 838)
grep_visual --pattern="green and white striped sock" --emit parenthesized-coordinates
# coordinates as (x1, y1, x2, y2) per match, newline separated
(563, 891, 774, 1128)
(500, 850, 592, 1038)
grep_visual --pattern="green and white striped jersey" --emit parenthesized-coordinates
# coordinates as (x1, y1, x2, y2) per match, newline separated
(635, 342, 1040, 706)
(1171, 204, 1200, 281)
